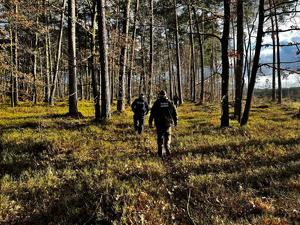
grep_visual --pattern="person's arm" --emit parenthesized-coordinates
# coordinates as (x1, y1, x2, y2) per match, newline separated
(145, 102, 149, 115)
(171, 103, 178, 126)
(131, 99, 136, 112)
(149, 102, 156, 127)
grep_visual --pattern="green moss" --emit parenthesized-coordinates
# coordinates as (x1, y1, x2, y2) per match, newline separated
(0, 101, 299, 224)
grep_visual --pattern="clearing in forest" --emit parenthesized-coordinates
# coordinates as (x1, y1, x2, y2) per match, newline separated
(0, 102, 299, 224)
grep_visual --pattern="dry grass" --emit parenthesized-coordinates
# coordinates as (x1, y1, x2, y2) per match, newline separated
(0, 100, 299, 224)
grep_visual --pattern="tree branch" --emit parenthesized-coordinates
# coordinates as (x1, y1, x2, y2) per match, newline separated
(260, 64, 300, 74)
(264, 0, 298, 11)
(263, 28, 300, 34)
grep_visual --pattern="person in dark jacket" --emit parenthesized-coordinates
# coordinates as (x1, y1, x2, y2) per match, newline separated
(173, 94, 180, 108)
(131, 93, 149, 134)
(149, 90, 177, 157)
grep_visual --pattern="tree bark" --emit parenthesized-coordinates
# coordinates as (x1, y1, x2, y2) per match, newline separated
(234, 0, 244, 121)
(174, 0, 183, 104)
(13, 3, 19, 105)
(98, 0, 111, 120)
(148, 0, 153, 105)
(43, 0, 51, 103)
(90, 1, 101, 120)
(269, 0, 276, 102)
(140, 25, 147, 95)
(188, 4, 196, 102)
(117, 0, 131, 112)
(165, 27, 173, 100)
(127, 0, 139, 105)
(33, 19, 39, 105)
(68, 0, 79, 115)
(272, 0, 282, 104)
(220, 0, 230, 127)
(193, 7, 204, 104)
(9, 22, 15, 107)
(49, 0, 66, 106)
(240, 0, 265, 126)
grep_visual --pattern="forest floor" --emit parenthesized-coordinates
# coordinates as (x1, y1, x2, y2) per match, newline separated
(0, 100, 299, 225)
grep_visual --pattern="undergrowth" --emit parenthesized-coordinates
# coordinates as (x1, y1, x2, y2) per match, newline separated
(0, 100, 299, 224)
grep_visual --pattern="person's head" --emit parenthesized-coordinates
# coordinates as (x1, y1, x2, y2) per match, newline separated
(139, 93, 145, 100)
(158, 90, 167, 99)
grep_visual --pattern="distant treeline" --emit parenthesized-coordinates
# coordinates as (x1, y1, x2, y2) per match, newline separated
(254, 87, 300, 100)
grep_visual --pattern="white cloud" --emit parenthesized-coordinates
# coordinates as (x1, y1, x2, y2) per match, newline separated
(260, 48, 273, 56)
(255, 74, 300, 89)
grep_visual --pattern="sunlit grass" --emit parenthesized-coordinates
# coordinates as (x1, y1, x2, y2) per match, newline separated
(0, 99, 299, 224)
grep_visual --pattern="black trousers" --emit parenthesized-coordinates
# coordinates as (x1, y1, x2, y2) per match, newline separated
(133, 115, 145, 134)
(156, 126, 171, 156)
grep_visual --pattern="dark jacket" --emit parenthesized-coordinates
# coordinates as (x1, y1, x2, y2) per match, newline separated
(149, 97, 177, 128)
(131, 98, 149, 117)
(173, 95, 180, 106)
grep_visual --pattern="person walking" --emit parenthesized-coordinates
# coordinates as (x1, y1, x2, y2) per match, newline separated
(173, 94, 180, 108)
(149, 90, 178, 157)
(131, 93, 149, 134)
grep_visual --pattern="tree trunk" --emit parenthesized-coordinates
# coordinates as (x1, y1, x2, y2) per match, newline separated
(220, 0, 230, 127)
(272, 0, 282, 104)
(165, 27, 173, 100)
(48, 32, 53, 97)
(188, 4, 196, 102)
(240, 0, 265, 126)
(117, 0, 131, 112)
(9, 22, 15, 107)
(98, 0, 111, 120)
(141, 25, 147, 95)
(174, 0, 183, 104)
(127, 0, 139, 105)
(33, 19, 39, 104)
(50, 0, 66, 106)
(234, 0, 244, 121)
(68, 0, 79, 115)
(231, 17, 236, 102)
(44, 33, 50, 103)
(148, 0, 153, 105)
(13, 3, 19, 106)
(193, 8, 204, 104)
(210, 41, 215, 102)
(269, 0, 276, 102)
(43, 0, 50, 103)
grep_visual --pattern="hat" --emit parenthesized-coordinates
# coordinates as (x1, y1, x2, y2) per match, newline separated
(159, 90, 167, 96)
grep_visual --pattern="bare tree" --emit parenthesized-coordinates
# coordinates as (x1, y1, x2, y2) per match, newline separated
(49, 0, 67, 106)
(173, 0, 183, 104)
(220, 0, 230, 127)
(90, 1, 101, 119)
(234, 0, 244, 121)
(272, 0, 282, 104)
(188, 3, 196, 102)
(127, 0, 139, 105)
(193, 7, 204, 104)
(269, 0, 276, 102)
(148, 0, 154, 105)
(241, 0, 265, 126)
(98, 0, 111, 120)
(68, 0, 79, 115)
(117, 0, 131, 112)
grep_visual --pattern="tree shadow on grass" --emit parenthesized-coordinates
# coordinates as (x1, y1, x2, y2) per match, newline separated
(1, 141, 118, 224)
(171, 137, 300, 158)
(12, 177, 116, 225)
(0, 141, 53, 179)
(0, 118, 96, 132)
(161, 139, 300, 224)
